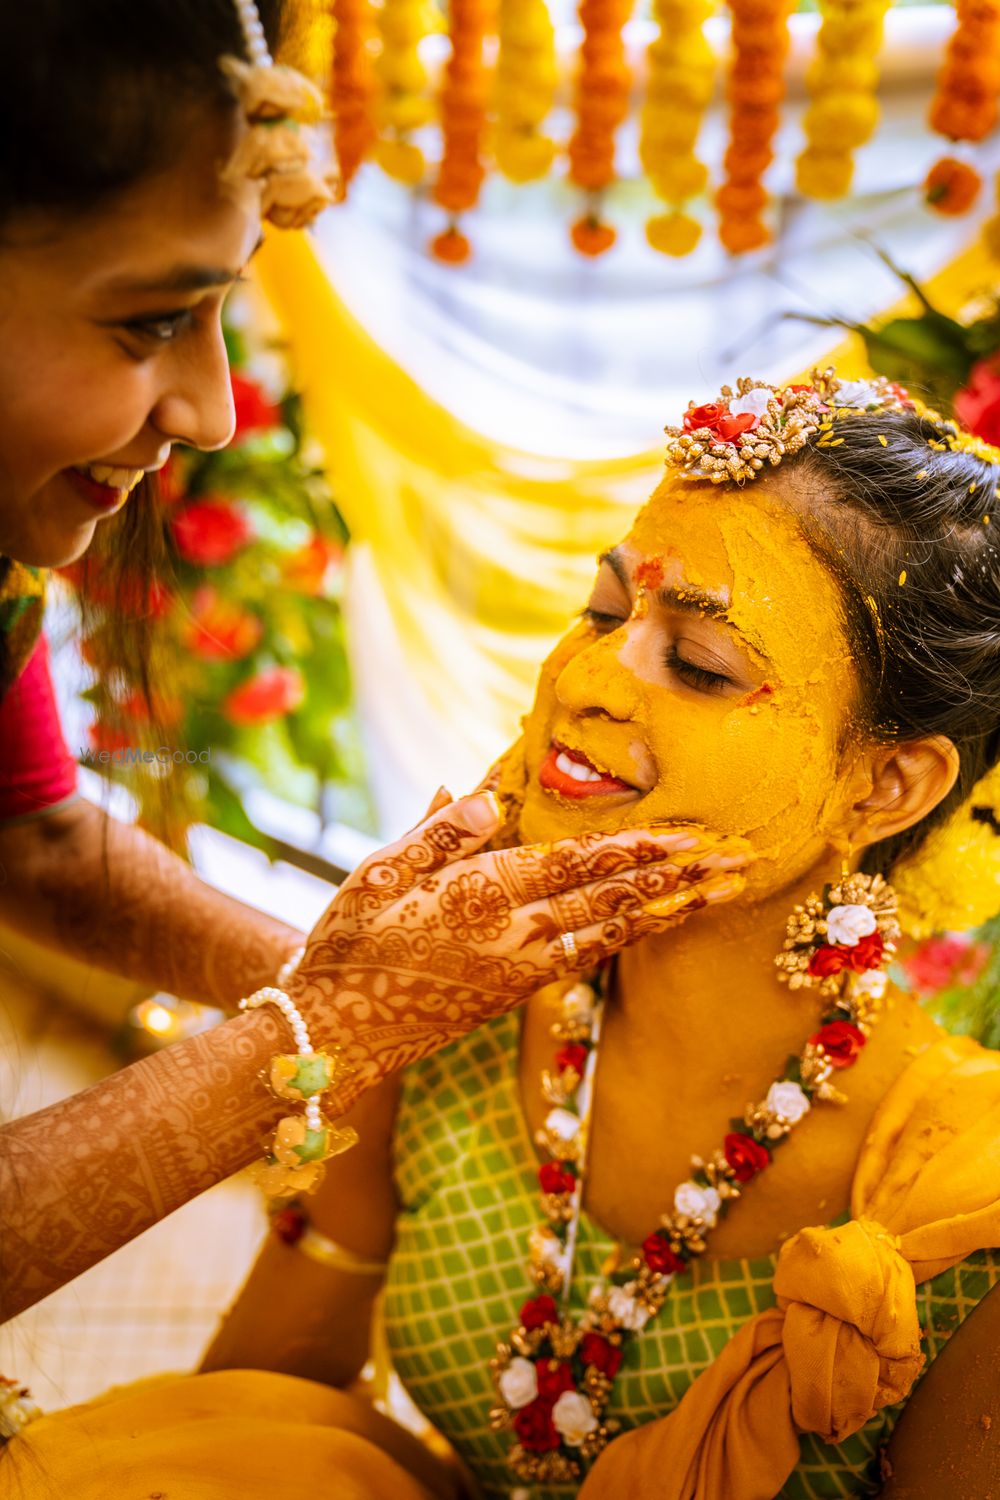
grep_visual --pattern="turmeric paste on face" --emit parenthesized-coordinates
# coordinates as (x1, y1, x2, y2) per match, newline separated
(519, 475, 863, 893)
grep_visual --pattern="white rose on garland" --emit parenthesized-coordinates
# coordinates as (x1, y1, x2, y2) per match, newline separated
(766, 1080, 811, 1124)
(674, 1180, 722, 1226)
(850, 968, 888, 1000)
(545, 1107, 581, 1144)
(607, 1285, 651, 1331)
(728, 388, 772, 424)
(552, 1390, 599, 1446)
(825, 904, 877, 946)
(498, 1356, 538, 1409)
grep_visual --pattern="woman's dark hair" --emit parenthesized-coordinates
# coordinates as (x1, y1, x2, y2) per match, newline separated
(793, 406, 1000, 876)
(0, 0, 287, 844)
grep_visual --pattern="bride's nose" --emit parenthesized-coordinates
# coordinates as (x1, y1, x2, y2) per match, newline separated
(554, 630, 641, 722)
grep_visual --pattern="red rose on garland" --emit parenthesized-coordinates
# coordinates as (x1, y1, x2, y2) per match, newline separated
(535, 1361, 576, 1401)
(513, 1398, 560, 1453)
(807, 944, 851, 978)
(642, 1232, 687, 1276)
(222, 665, 305, 726)
(849, 931, 884, 972)
(954, 358, 1000, 446)
(681, 402, 756, 444)
(811, 1019, 866, 1067)
(231, 371, 282, 437)
(580, 1333, 624, 1378)
(539, 1162, 576, 1196)
(723, 1132, 771, 1182)
(684, 402, 726, 432)
(555, 1043, 588, 1076)
(171, 498, 254, 566)
(520, 1295, 558, 1330)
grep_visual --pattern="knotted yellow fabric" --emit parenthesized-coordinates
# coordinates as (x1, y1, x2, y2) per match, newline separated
(579, 1034, 1000, 1500)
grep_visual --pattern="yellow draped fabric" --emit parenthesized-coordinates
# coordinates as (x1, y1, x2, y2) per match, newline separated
(253, 230, 998, 825)
(3, 1035, 998, 1499)
(577, 1035, 1000, 1500)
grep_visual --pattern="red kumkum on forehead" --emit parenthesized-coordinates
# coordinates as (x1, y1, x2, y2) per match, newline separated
(635, 556, 666, 590)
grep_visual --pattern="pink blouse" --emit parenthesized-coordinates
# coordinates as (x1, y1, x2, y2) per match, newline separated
(0, 635, 78, 822)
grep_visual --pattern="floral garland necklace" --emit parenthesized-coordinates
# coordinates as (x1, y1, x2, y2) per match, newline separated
(489, 872, 899, 1487)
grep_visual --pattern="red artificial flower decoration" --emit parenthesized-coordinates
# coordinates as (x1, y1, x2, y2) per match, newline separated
(555, 1043, 588, 1076)
(231, 371, 283, 437)
(808, 944, 851, 978)
(580, 1332, 624, 1378)
(513, 1398, 561, 1453)
(716, 411, 757, 442)
(222, 665, 305, 727)
(849, 931, 884, 972)
(723, 1131, 772, 1182)
(641, 1232, 688, 1276)
(539, 1161, 576, 1196)
(520, 1295, 559, 1330)
(171, 498, 254, 567)
(682, 402, 757, 445)
(811, 1019, 866, 1068)
(186, 585, 263, 662)
(535, 1361, 576, 1401)
(954, 358, 1000, 445)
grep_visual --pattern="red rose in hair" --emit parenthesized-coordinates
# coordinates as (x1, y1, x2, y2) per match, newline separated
(580, 1333, 624, 1378)
(536, 1361, 576, 1401)
(683, 402, 727, 432)
(171, 497, 253, 566)
(555, 1043, 587, 1076)
(642, 1232, 687, 1276)
(808, 944, 850, 978)
(849, 931, 884, 972)
(222, 666, 304, 726)
(539, 1162, 576, 1196)
(231, 371, 282, 436)
(811, 1019, 866, 1068)
(520, 1295, 558, 1330)
(513, 1398, 560, 1453)
(723, 1132, 771, 1182)
(716, 411, 757, 442)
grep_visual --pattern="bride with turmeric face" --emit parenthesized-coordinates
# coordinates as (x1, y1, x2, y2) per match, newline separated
(42, 378, 1000, 1500)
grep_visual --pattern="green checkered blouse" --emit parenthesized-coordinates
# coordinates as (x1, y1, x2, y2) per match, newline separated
(382, 1011, 1000, 1500)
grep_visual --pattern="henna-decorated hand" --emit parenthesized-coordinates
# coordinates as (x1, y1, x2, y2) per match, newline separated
(289, 790, 749, 1105)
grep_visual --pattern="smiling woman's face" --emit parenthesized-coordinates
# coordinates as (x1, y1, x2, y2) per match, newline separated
(0, 108, 260, 567)
(519, 473, 864, 893)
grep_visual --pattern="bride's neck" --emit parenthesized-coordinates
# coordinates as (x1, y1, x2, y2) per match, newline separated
(607, 856, 848, 1088)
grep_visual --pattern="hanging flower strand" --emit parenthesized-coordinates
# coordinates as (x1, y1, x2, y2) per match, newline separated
(795, 0, 890, 203)
(373, 0, 437, 187)
(493, 0, 559, 184)
(926, 0, 1000, 216)
(330, 0, 378, 199)
(716, 0, 794, 255)
(640, 0, 716, 257)
(567, 0, 634, 257)
(430, 0, 497, 264)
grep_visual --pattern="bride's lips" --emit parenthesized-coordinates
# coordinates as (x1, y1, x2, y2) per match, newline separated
(539, 742, 640, 800)
(62, 466, 141, 516)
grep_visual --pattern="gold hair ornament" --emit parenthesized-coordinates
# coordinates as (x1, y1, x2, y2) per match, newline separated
(664, 370, 916, 484)
(222, 0, 337, 229)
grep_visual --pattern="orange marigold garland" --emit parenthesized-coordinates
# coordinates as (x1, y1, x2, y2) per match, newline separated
(716, 0, 794, 255)
(567, 0, 633, 257)
(430, 0, 497, 263)
(373, 0, 437, 187)
(795, 0, 889, 202)
(640, 0, 716, 257)
(925, 0, 1000, 220)
(493, 0, 558, 183)
(331, 0, 378, 198)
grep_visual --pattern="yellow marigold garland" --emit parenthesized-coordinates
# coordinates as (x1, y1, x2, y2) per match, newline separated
(795, 0, 889, 202)
(331, 0, 378, 198)
(566, 0, 634, 256)
(640, 0, 716, 257)
(429, 0, 497, 263)
(493, 0, 558, 183)
(717, 0, 795, 254)
(374, 0, 437, 187)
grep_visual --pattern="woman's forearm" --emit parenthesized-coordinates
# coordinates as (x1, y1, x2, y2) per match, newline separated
(0, 797, 303, 1009)
(0, 1004, 299, 1322)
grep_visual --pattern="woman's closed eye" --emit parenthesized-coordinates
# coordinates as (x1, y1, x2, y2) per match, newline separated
(666, 645, 733, 693)
(120, 308, 196, 345)
(582, 605, 628, 632)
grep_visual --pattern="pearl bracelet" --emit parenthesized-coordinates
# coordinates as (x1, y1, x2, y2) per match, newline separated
(240, 984, 357, 1197)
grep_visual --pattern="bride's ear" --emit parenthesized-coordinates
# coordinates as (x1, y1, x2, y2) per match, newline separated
(847, 736, 960, 850)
